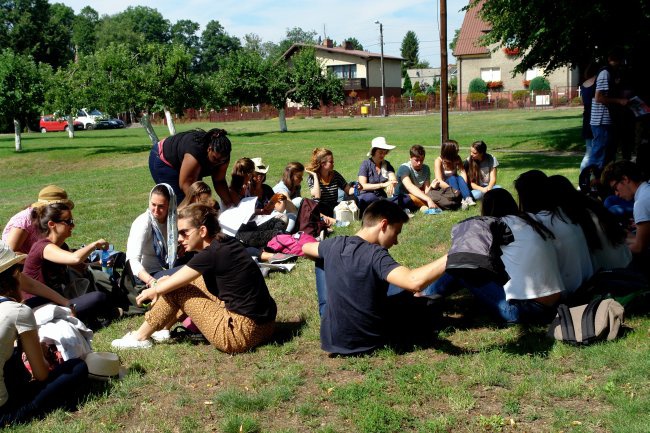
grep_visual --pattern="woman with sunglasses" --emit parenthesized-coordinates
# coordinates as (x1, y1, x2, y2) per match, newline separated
(149, 128, 233, 205)
(112, 204, 277, 352)
(21, 203, 121, 329)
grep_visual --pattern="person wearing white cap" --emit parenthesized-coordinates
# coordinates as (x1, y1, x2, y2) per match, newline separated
(2, 185, 74, 254)
(357, 137, 399, 214)
(0, 241, 88, 425)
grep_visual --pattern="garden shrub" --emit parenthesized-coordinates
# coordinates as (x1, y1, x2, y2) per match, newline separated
(512, 90, 529, 107)
(496, 98, 510, 109)
(468, 78, 488, 94)
(529, 76, 550, 92)
(554, 95, 568, 106)
(414, 93, 428, 104)
(571, 96, 583, 106)
(467, 92, 487, 103)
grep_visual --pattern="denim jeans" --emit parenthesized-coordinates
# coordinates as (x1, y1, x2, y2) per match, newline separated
(589, 125, 610, 169)
(580, 139, 593, 171)
(470, 185, 502, 201)
(446, 175, 472, 199)
(418, 272, 554, 324)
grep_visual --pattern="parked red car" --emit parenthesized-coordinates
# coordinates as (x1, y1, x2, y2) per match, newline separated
(39, 115, 83, 133)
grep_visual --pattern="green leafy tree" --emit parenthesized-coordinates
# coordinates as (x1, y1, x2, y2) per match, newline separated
(171, 19, 201, 67)
(218, 49, 269, 106)
(412, 81, 422, 95)
(473, 0, 650, 75)
(42, 3, 75, 69)
(0, 49, 47, 151)
(272, 27, 318, 60)
(345, 37, 364, 50)
(400, 30, 420, 74)
(468, 77, 488, 94)
(72, 6, 99, 57)
(198, 20, 241, 73)
(0, 0, 51, 63)
(449, 29, 461, 53)
(96, 6, 171, 51)
(44, 63, 87, 138)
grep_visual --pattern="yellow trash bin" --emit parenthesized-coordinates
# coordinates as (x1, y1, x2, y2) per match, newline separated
(360, 106, 369, 116)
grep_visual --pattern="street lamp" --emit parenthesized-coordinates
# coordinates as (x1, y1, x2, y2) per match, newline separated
(374, 20, 386, 116)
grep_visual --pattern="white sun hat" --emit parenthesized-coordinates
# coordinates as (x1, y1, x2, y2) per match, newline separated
(251, 157, 270, 174)
(367, 136, 396, 156)
(0, 240, 26, 274)
(85, 352, 128, 381)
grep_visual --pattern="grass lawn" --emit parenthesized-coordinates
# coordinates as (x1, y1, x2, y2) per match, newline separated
(1, 109, 648, 433)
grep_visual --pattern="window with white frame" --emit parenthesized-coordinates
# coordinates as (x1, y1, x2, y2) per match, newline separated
(327, 64, 357, 79)
(480, 67, 501, 82)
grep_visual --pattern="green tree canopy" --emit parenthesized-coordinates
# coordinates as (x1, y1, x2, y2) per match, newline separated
(344, 38, 364, 50)
(72, 6, 99, 57)
(400, 30, 420, 73)
(0, 0, 52, 63)
(272, 27, 318, 60)
(96, 6, 171, 51)
(199, 20, 241, 73)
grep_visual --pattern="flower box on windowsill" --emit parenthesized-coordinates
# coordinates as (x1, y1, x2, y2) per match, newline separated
(486, 81, 503, 90)
(503, 47, 520, 56)
(522, 80, 531, 88)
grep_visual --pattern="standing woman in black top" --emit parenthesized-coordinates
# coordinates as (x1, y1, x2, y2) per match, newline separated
(149, 128, 233, 205)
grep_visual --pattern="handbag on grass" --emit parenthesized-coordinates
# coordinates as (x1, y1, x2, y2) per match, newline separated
(426, 187, 461, 210)
(547, 298, 624, 345)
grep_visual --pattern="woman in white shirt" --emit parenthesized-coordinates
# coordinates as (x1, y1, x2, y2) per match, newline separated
(126, 184, 177, 288)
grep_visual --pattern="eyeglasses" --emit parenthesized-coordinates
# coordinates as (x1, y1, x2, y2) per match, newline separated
(178, 228, 197, 238)
(55, 218, 75, 226)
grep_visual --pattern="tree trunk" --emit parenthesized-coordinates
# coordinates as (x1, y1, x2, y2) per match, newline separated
(278, 108, 288, 132)
(67, 115, 75, 139)
(140, 112, 159, 146)
(13, 119, 22, 152)
(164, 109, 176, 136)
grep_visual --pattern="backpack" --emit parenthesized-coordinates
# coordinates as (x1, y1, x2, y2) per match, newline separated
(296, 198, 329, 237)
(426, 187, 461, 210)
(547, 298, 624, 345)
(266, 231, 318, 256)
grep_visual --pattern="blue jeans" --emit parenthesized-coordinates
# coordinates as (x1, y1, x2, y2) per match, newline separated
(446, 175, 472, 199)
(580, 139, 593, 171)
(418, 272, 554, 324)
(470, 185, 502, 201)
(149, 145, 185, 202)
(589, 125, 610, 169)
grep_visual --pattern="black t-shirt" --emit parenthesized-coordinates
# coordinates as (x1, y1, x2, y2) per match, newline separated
(318, 235, 400, 354)
(186, 237, 277, 323)
(162, 131, 213, 178)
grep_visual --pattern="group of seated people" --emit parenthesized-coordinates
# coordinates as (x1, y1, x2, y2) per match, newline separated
(2, 127, 647, 424)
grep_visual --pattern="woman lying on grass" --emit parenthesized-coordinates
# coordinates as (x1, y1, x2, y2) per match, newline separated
(112, 204, 277, 353)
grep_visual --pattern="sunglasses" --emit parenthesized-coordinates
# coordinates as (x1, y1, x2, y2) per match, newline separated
(55, 218, 75, 226)
(178, 227, 197, 238)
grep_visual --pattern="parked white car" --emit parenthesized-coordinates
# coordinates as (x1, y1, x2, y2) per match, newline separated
(74, 109, 105, 129)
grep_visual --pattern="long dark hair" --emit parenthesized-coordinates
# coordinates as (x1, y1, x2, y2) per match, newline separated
(467, 140, 487, 185)
(440, 140, 463, 172)
(31, 203, 71, 235)
(482, 189, 554, 240)
(514, 169, 551, 214)
(547, 175, 625, 248)
(281, 162, 304, 194)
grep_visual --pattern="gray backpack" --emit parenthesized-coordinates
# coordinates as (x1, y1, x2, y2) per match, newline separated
(547, 298, 624, 345)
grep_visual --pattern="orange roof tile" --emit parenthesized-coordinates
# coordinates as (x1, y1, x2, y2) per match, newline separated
(453, 0, 491, 57)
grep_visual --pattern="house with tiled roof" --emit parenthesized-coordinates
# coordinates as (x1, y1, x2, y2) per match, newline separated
(454, 0, 578, 105)
(283, 40, 403, 102)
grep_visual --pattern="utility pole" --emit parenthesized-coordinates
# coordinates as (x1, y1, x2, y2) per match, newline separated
(375, 20, 387, 116)
(440, 0, 449, 141)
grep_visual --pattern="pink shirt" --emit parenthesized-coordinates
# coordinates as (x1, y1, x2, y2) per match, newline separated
(2, 207, 42, 254)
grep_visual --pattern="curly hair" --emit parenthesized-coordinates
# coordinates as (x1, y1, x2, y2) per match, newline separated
(305, 148, 333, 172)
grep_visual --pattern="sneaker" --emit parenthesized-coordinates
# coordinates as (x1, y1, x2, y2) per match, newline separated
(267, 253, 298, 264)
(151, 329, 171, 342)
(111, 331, 153, 349)
(461, 198, 469, 211)
(467, 197, 477, 206)
(260, 267, 270, 278)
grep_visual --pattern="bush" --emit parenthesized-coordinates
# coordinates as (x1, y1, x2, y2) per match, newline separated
(414, 93, 428, 104)
(496, 98, 510, 109)
(554, 95, 568, 106)
(512, 90, 529, 107)
(468, 78, 488, 94)
(467, 92, 487, 103)
(571, 96, 583, 106)
(529, 76, 550, 92)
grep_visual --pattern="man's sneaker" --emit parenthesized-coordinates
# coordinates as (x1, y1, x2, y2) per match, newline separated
(111, 331, 153, 349)
(467, 197, 477, 206)
(267, 253, 298, 264)
(461, 198, 469, 211)
(151, 329, 171, 342)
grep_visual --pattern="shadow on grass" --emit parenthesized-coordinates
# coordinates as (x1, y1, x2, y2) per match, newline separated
(527, 115, 581, 121)
(501, 153, 581, 172)
(491, 125, 582, 152)
(235, 127, 369, 137)
(267, 319, 308, 345)
(14, 144, 151, 155)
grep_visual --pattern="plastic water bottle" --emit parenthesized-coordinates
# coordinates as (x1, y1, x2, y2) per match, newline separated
(101, 244, 114, 276)
(352, 181, 360, 198)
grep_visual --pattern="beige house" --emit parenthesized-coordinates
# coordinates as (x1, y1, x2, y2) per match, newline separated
(454, 1, 578, 105)
(404, 66, 457, 89)
(283, 40, 403, 102)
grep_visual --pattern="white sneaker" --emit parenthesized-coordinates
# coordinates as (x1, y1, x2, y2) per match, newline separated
(111, 331, 153, 349)
(467, 197, 477, 206)
(151, 329, 171, 342)
(461, 198, 469, 211)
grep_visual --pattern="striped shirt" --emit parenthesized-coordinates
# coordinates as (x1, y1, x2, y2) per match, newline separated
(307, 170, 349, 209)
(590, 69, 611, 126)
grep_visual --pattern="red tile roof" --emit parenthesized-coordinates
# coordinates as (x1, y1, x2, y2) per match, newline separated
(283, 43, 403, 61)
(453, 0, 491, 57)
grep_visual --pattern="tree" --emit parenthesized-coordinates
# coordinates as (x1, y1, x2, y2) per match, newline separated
(95, 6, 171, 52)
(400, 30, 420, 74)
(44, 64, 86, 138)
(72, 6, 99, 57)
(0, 49, 47, 151)
(198, 20, 241, 73)
(0, 0, 51, 63)
(271, 27, 318, 60)
(474, 0, 650, 77)
(171, 19, 201, 68)
(218, 49, 269, 106)
(402, 74, 413, 95)
(449, 29, 461, 53)
(344, 37, 364, 50)
(42, 3, 75, 69)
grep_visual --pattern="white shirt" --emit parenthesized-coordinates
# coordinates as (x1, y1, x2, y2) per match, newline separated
(533, 210, 594, 295)
(1, 301, 37, 407)
(500, 216, 565, 301)
(126, 212, 166, 278)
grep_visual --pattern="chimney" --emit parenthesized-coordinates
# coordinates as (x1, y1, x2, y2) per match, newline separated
(323, 38, 333, 48)
(344, 40, 353, 50)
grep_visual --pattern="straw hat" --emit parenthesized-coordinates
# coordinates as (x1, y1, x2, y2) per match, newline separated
(251, 157, 270, 174)
(31, 185, 74, 209)
(85, 352, 127, 381)
(0, 240, 26, 274)
(367, 137, 396, 156)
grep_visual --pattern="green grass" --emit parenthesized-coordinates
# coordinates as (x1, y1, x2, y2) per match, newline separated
(2, 109, 649, 433)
